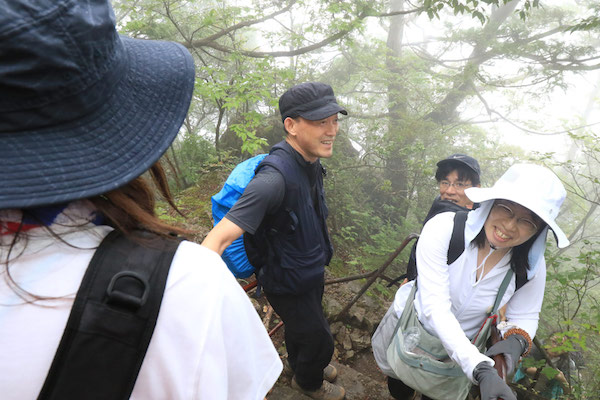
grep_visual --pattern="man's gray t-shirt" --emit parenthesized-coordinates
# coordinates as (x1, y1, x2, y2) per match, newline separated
(225, 167, 285, 234)
(225, 146, 321, 235)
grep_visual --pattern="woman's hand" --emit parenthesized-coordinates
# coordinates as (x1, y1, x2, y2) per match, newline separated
(485, 334, 528, 375)
(474, 362, 516, 400)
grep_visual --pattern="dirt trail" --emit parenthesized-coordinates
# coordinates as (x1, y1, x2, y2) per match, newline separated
(253, 280, 396, 400)
(269, 358, 393, 400)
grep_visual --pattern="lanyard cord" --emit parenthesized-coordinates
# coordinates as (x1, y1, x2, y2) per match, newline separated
(474, 247, 495, 286)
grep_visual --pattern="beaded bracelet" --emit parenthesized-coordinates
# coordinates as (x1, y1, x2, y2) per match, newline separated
(504, 327, 532, 357)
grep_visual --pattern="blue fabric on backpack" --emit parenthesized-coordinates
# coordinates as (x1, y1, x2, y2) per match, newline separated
(211, 154, 268, 278)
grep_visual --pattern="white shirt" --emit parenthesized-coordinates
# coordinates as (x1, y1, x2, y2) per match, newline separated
(393, 211, 546, 381)
(0, 206, 282, 399)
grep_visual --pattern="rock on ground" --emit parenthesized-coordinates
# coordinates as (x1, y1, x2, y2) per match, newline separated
(268, 360, 393, 400)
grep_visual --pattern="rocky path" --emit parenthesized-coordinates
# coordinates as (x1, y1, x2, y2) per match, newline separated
(252, 279, 397, 400)
(269, 359, 393, 399)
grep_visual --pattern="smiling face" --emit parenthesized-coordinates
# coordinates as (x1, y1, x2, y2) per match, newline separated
(484, 200, 542, 249)
(439, 170, 475, 208)
(284, 114, 339, 162)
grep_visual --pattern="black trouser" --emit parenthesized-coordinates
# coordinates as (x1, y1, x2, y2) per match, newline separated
(388, 376, 434, 400)
(265, 285, 334, 391)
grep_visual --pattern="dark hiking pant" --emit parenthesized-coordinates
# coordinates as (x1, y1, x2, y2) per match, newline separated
(388, 376, 434, 400)
(266, 285, 334, 391)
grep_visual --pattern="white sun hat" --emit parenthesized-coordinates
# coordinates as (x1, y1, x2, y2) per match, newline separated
(464, 163, 569, 249)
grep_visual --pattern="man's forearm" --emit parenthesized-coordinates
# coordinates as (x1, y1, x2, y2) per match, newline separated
(201, 217, 245, 255)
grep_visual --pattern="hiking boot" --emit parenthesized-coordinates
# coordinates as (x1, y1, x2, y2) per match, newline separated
(323, 364, 337, 382)
(291, 376, 346, 400)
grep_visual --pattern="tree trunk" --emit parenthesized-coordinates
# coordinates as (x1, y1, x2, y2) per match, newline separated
(384, 0, 410, 218)
(215, 105, 225, 161)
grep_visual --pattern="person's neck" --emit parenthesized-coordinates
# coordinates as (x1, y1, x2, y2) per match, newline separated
(485, 239, 510, 258)
(285, 137, 317, 163)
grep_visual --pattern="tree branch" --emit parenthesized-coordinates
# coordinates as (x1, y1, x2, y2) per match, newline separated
(190, 0, 297, 47)
(186, 3, 425, 58)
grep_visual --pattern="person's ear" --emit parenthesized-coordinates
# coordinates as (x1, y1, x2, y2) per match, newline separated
(284, 117, 297, 137)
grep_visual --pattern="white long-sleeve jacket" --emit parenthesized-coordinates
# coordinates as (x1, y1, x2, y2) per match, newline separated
(394, 206, 546, 382)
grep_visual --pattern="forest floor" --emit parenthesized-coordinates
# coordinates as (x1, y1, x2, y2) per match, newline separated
(253, 279, 396, 400)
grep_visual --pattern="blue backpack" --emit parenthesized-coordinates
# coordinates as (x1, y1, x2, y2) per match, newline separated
(211, 154, 268, 278)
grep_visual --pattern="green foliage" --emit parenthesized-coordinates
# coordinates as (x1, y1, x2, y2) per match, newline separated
(566, 15, 600, 32)
(370, 280, 396, 299)
(173, 132, 217, 187)
(521, 357, 547, 370)
(421, 0, 540, 23)
(539, 366, 560, 381)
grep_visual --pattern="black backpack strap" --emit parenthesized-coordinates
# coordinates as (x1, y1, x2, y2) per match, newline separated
(447, 210, 468, 265)
(38, 230, 181, 400)
(388, 210, 469, 287)
(515, 268, 528, 291)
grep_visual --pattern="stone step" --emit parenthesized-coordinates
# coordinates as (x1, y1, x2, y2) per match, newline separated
(268, 360, 393, 400)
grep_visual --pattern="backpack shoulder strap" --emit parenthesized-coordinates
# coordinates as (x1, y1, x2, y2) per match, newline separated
(447, 210, 468, 265)
(256, 151, 296, 181)
(515, 268, 528, 291)
(38, 230, 181, 400)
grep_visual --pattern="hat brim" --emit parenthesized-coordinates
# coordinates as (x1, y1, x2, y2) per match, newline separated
(0, 36, 195, 209)
(464, 187, 569, 248)
(298, 103, 347, 121)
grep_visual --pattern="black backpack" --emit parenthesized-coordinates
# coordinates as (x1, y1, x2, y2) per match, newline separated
(38, 230, 181, 400)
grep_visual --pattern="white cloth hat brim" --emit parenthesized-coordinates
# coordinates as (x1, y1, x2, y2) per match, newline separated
(465, 187, 569, 248)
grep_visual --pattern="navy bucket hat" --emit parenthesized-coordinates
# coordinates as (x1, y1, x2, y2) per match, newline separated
(0, 0, 195, 209)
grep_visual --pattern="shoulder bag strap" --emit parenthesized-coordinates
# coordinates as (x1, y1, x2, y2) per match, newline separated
(492, 268, 514, 314)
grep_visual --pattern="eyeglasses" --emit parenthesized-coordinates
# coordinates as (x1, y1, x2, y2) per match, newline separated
(492, 202, 539, 233)
(439, 181, 471, 191)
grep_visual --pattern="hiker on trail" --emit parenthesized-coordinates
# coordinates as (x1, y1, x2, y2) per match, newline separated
(0, 1, 281, 399)
(372, 163, 569, 400)
(425, 153, 482, 220)
(404, 154, 482, 282)
(202, 82, 347, 400)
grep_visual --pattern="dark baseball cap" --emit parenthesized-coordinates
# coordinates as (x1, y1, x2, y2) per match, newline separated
(279, 82, 347, 122)
(437, 154, 481, 176)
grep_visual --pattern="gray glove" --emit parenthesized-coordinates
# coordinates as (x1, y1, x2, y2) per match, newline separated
(485, 334, 527, 374)
(474, 362, 516, 400)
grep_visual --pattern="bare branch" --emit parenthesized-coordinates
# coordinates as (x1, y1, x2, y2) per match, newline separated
(490, 110, 600, 136)
(186, 3, 425, 58)
(191, 25, 355, 58)
(191, 0, 297, 47)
